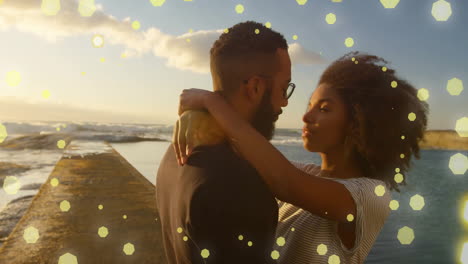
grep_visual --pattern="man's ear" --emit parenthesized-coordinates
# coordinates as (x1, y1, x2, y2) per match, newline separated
(245, 77, 265, 103)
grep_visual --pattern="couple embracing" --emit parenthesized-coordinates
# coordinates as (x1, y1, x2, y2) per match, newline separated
(156, 20, 428, 264)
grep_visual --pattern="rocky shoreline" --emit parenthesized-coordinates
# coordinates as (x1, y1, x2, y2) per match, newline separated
(419, 130, 468, 151)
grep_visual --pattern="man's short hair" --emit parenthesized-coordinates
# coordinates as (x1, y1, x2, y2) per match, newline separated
(210, 21, 288, 97)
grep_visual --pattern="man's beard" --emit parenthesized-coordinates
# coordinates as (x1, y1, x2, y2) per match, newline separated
(251, 87, 277, 140)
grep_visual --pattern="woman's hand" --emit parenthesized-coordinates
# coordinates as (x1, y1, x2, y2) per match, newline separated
(172, 110, 226, 165)
(178, 88, 214, 116)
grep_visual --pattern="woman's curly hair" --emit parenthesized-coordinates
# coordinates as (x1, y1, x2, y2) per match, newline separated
(318, 51, 429, 192)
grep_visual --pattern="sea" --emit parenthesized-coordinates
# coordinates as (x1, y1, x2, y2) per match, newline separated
(0, 120, 467, 264)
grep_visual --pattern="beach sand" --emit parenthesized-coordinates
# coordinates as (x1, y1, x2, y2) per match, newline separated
(0, 141, 167, 264)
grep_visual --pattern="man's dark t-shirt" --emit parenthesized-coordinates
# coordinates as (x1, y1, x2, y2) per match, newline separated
(156, 143, 278, 264)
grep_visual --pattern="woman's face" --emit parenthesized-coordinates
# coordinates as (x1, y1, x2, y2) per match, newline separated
(302, 83, 350, 153)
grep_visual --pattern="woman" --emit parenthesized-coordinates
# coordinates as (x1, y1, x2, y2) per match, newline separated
(173, 51, 429, 263)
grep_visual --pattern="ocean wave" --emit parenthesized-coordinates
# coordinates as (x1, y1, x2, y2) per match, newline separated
(271, 137, 303, 146)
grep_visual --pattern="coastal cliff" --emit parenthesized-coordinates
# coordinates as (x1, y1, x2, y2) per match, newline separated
(419, 130, 468, 151)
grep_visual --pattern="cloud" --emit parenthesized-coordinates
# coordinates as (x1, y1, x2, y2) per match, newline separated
(288, 43, 326, 65)
(0, 0, 325, 73)
(0, 96, 162, 124)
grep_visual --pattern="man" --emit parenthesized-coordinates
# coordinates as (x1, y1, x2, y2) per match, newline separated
(156, 20, 292, 263)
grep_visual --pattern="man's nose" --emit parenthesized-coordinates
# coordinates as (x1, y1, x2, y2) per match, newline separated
(281, 96, 289, 107)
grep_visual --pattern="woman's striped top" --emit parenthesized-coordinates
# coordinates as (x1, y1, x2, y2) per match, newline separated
(272, 162, 392, 264)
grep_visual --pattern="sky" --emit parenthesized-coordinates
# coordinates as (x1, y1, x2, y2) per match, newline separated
(0, 0, 466, 129)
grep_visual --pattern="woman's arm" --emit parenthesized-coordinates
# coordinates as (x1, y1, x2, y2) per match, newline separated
(178, 89, 357, 224)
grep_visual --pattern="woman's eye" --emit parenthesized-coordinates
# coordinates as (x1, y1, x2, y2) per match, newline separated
(319, 108, 328, 112)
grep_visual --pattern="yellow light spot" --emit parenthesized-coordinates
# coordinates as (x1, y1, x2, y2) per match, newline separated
(150, 0, 166, 7)
(23, 226, 40, 243)
(81, 72, 86, 76)
(397, 226, 415, 245)
(351, 57, 355, 61)
(401, 135, 405, 140)
(331, 0, 342, 2)
(92, 34, 104, 48)
(394, 173, 404, 183)
(98, 226, 109, 237)
(188, 28, 193, 33)
(254, 29, 260, 34)
(100, 57, 106, 63)
(0, 123, 8, 143)
(447, 77, 464, 96)
(186, 38, 191, 42)
(296, 0, 308, 5)
(346, 214, 354, 222)
(0, 0, 3, 5)
(41, 0, 61, 16)
(41, 90, 51, 99)
(326, 13, 337, 24)
(98, 204, 103, 210)
(380, 0, 400, 8)
(6, 71, 21, 87)
(276, 236, 286, 246)
(382, 66, 387, 72)
(354, 61, 359, 64)
(328, 254, 341, 264)
(344, 37, 354, 47)
(50, 178, 59, 187)
(463, 200, 468, 223)
(317, 243, 328, 255)
(58, 253, 78, 264)
(238, 235, 244, 240)
(3, 176, 20, 194)
(461, 242, 468, 264)
(374, 185, 386, 196)
(417, 88, 430, 101)
(177, 227, 183, 233)
(389, 200, 399, 210)
(408, 112, 416, 122)
(248, 241, 253, 247)
(455, 117, 468, 137)
(391, 81, 398, 88)
(121, 52, 128, 59)
(123, 214, 127, 219)
(235, 4, 244, 14)
(224, 28, 229, 34)
(432, 0, 452, 21)
(56, 127, 61, 131)
(265, 22, 272, 28)
(410, 194, 425, 210)
(271, 250, 280, 260)
(123, 243, 135, 255)
(60, 200, 71, 212)
(449, 153, 468, 175)
(293, 35, 298, 40)
(78, 0, 96, 17)
(201, 249, 210, 258)
(57, 140, 66, 149)
(132, 21, 141, 30)
(291, 227, 295, 231)
(400, 153, 405, 159)
(395, 168, 400, 173)
(183, 236, 188, 241)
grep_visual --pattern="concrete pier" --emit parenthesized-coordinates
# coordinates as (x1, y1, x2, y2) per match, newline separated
(0, 141, 167, 264)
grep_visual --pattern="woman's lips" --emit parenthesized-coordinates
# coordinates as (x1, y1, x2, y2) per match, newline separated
(302, 128, 314, 137)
